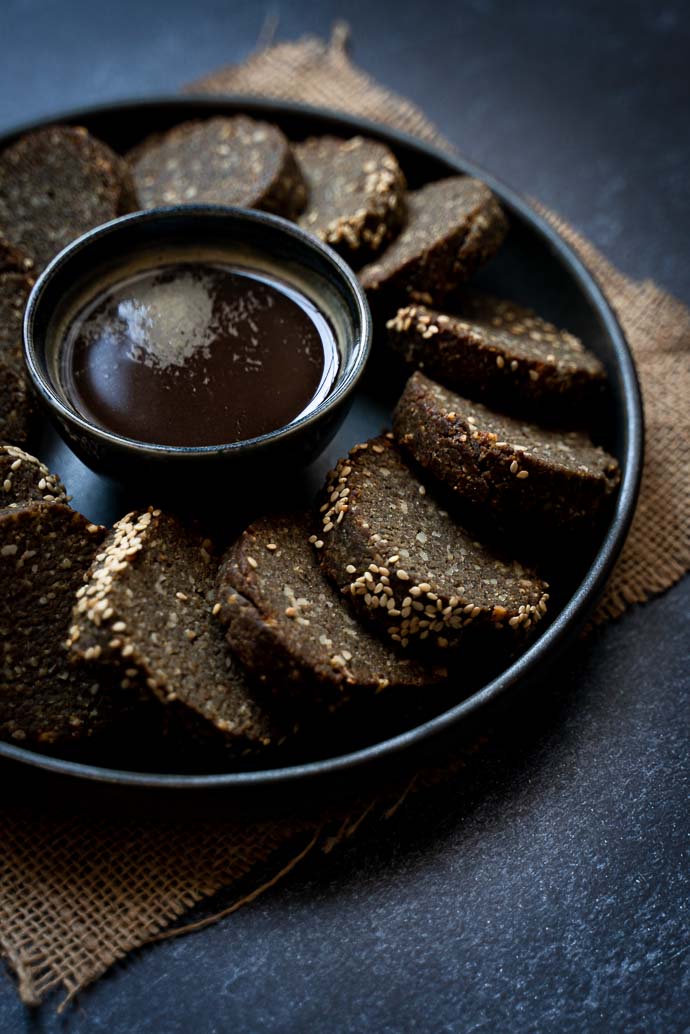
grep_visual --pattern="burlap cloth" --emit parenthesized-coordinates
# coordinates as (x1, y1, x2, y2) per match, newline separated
(1, 28, 688, 1011)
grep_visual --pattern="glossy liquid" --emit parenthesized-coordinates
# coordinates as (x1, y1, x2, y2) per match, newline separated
(61, 262, 339, 447)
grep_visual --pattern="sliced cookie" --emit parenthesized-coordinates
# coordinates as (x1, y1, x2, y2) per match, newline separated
(0, 445, 67, 509)
(358, 177, 507, 313)
(216, 512, 446, 709)
(387, 292, 607, 416)
(129, 116, 307, 219)
(0, 238, 34, 275)
(316, 436, 549, 653)
(0, 126, 138, 272)
(0, 501, 113, 746)
(67, 508, 282, 753)
(0, 271, 35, 446)
(394, 373, 621, 532)
(296, 135, 406, 263)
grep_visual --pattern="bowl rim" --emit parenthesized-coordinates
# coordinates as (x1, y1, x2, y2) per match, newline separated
(23, 203, 372, 456)
(0, 94, 644, 792)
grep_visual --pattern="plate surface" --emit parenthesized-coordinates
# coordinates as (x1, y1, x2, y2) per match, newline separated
(0, 96, 643, 797)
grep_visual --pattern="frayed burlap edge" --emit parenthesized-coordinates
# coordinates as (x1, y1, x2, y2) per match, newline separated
(1, 28, 688, 1011)
(0, 741, 479, 1012)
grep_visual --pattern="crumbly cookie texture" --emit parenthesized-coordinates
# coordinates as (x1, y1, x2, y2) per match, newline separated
(316, 435, 549, 654)
(394, 372, 620, 531)
(296, 135, 406, 263)
(0, 501, 110, 745)
(68, 507, 282, 753)
(0, 237, 34, 275)
(0, 125, 137, 272)
(129, 116, 307, 219)
(217, 511, 446, 710)
(0, 445, 67, 510)
(0, 271, 35, 446)
(358, 176, 508, 311)
(387, 291, 606, 416)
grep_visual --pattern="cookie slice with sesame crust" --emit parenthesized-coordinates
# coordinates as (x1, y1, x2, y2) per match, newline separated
(295, 136, 407, 265)
(0, 501, 113, 746)
(67, 508, 282, 754)
(0, 445, 67, 510)
(394, 372, 621, 533)
(386, 291, 607, 417)
(358, 177, 508, 314)
(0, 271, 36, 446)
(216, 512, 446, 710)
(316, 436, 549, 654)
(0, 126, 138, 273)
(129, 116, 307, 219)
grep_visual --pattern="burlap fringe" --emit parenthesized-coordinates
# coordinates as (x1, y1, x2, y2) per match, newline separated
(1, 29, 688, 1011)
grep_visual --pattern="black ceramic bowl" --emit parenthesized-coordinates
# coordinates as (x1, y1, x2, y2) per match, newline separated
(23, 205, 372, 484)
(0, 96, 643, 810)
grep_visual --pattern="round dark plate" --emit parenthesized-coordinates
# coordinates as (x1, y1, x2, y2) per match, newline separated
(0, 96, 643, 804)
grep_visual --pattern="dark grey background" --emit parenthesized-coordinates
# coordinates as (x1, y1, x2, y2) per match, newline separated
(0, 1, 688, 1031)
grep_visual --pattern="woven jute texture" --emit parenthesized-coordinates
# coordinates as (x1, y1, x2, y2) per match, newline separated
(2, 29, 688, 1011)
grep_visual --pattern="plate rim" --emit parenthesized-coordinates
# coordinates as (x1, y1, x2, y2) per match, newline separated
(0, 94, 644, 792)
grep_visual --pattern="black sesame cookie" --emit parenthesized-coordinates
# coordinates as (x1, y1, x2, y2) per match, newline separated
(67, 508, 282, 753)
(0, 237, 33, 275)
(394, 372, 621, 533)
(0, 126, 138, 273)
(0, 271, 35, 446)
(129, 116, 307, 219)
(0, 501, 111, 746)
(358, 177, 508, 313)
(386, 291, 607, 416)
(0, 445, 67, 510)
(316, 435, 549, 653)
(216, 512, 446, 709)
(295, 136, 406, 264)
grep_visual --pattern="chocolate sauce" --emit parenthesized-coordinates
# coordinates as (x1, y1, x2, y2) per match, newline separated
(60, 262, 339, 447)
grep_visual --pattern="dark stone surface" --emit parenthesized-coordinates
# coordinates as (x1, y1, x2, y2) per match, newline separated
(0, 0, 687, 1030)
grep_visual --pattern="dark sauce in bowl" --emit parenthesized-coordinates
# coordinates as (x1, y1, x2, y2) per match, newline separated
(60, 262, 339, 447)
